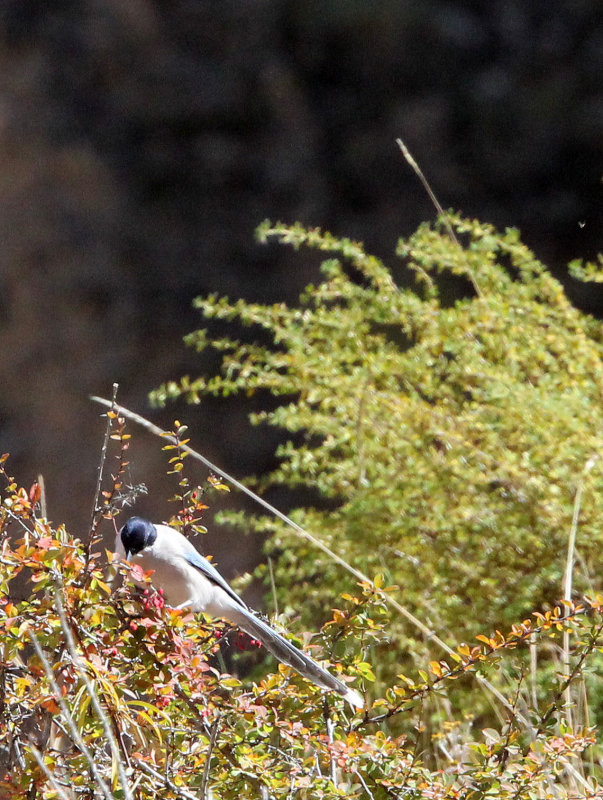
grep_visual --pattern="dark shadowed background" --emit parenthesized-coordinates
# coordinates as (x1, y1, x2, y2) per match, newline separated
(0, 0, 601, 576)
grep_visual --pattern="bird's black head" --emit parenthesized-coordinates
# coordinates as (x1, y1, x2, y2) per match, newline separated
(120, 517, 157, 559)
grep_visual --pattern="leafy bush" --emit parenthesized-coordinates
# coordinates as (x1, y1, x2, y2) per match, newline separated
(153, 215, 603, 671)
(2, 214, 603, 797)
(2, 449, 603, 798)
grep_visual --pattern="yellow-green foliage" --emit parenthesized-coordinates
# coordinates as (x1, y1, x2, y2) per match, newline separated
(3, 214, 603, 798)
(153, 215, 603, 661)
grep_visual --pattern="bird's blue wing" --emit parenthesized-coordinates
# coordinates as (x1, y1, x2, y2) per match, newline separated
(182, 547, 248, 609)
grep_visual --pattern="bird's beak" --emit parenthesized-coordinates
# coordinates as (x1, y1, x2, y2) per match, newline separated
(125, 550, 132, 561)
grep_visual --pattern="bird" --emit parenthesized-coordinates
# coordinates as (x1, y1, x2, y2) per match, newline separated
(115, 516, 363, 709)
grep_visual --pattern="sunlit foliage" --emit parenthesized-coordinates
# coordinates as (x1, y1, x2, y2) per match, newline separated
(2, 214, 603, 797)
(154, 215, 603, 661)
(2, 452, 603, 798)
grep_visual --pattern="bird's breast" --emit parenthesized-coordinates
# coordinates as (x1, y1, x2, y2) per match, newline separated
(131, 548, 231, 617)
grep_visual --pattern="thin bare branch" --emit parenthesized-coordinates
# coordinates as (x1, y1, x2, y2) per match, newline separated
(529, 632, 538, 710)
(28, 742, 74, 800)
(89, 382, 119, 539)
(54, 590, 134, 800)
(354, 768, 377, 800)
(396, 138, 483, 298)
(326, 717, 338, 789)
(88, 397, 449, 632)
(89, 395, 532, 730)
(37, 473, 48, 520)
(200, 717, 220, 800)
(28, 629, 115, 800)
(267, 556, 279, 618)
(133, 757, 202, 800)
(396, 139, 457, 244)
(562, 455, 597, 728)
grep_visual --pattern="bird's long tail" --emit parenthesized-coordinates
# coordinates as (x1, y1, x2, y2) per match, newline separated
(230, 609, 363, 709)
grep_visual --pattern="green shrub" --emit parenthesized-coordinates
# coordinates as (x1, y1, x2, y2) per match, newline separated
(2, 214, 603, 797)
(153, 215, 603, 673)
